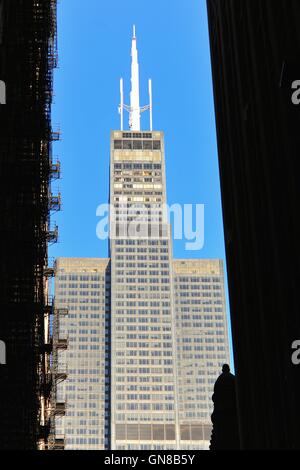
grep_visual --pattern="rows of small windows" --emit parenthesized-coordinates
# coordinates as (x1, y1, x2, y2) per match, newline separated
(115, 403, 175, 411)
(114, 290, 170, 300)
(180, 337, 225, 344)
(68, 318, 103, 325)
(58, 274, 105, 281)
(116, 367, 174, 374)
(177, 314, 224, 322)
(115, 361, 172, 369)
(115, 327, 172, 335)
(115, 278, 170, 285)
(175, 292, 221, 300)
(114, 192, 163, 200)
(122, 132, 153, 139)
(115, 184, 162, 192)
(64, 396, 104, 404)
(114, 244, 169, 253)
(58, 290, 104, 297)
(66, 438, 100, 445)
(114, 317, 171, 325)
(115, 239, 168, 246)
(68, 328, 102, 335)
(69, 337, 106, 344)
(115, 356, 173, 363)
(116, 270, 170, 278)
(115, 384, 174, 392)
(180, 403, 209, 410)
(71, 345, 102, 350)
(178, 302, 223, 310)
(117, 371, 172, 380)
(116, 262, 169, 268)
(68, 369, 102, 375)
(176, 276, 221, 283)
(178, 326, 226, 336)
(67, 307, 107, 313)
(178, 346, 226, 353)
(120, 341, 172, 349)
(115, 293, 170, 300)
(114, 162, 161, 171)
(113, 254, 169, 261)
(114, 206, 163, 216)
(177, 320, 224, 329)
(66, 382, 102, 388)
(115, 303, 170, 310)
(115, 416, 175, 424)
(176, 285, 222, 292)
(114, 172, 161, 180)
(115, 393, 174, 401)
(114, 139, 161, 150)
(58, 299, 108, 305)
(64, 416, 101, 425)
(176, 294, 222, 301)
(115, 212, 162, 221)
(65, 429, 101, 436)
(179, 385, 209, 393)
(63, 393, 101, 401)
(115, 287, 170, 295)
(58, 283, 103, 290)
(178, 345, 226, 352)
(115, 247, 169, 254)
(114, 176, 162, 185)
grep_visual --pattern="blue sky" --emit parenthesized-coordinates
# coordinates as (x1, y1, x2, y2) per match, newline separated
(50, 0, 233, 365)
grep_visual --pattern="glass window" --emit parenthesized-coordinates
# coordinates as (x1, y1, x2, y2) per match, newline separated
(123, 140, 132, 149)
(143, 140, 152, 150)
(114, 140, 122, 149)
(133, 140, 142, 149)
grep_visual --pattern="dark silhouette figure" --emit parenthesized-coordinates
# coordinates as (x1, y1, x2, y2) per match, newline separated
(210, 364, 240, 450)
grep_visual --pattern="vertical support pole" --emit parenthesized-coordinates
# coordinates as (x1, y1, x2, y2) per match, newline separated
(120, 78, 124, 131)
(149, 79, 153, 131)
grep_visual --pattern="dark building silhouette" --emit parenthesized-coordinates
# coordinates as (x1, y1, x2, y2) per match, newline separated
(0, 0, 58, 449)
(210, 364, 240, 450)
(206, 0, 300, 449)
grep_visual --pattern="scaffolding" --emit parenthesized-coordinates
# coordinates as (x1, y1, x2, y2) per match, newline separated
(48, 305, 69, 450)
(0, 0, 59, 449)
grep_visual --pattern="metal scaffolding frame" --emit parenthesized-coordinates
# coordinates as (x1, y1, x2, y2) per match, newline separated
(48, 305, 69, 450)
(0, 0, 59, 449)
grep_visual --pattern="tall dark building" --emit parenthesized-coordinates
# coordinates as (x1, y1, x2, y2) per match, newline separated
(0, 0, 58, 449)
(206, 0, 300, 449)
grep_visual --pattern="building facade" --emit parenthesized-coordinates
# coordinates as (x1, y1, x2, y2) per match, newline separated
(173, 260, 229, 449)
(54, 258, 110, 450)
(54, 256, 229, 450)
(206, 0, 300, 449)
(110, 130, 180, 450)
(53, 27, 229, 450)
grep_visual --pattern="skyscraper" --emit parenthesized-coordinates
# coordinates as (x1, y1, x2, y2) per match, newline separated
(206, 0, 300, 449)
(53, 27, 229, 450)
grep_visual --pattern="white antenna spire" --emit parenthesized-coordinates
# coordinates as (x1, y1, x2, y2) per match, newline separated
(129, 25, 140, 130)
(119, 78, 124, 131)
(149, 79, 153, 131)
(119, 26, 153, 131)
